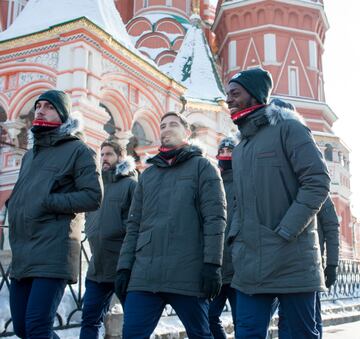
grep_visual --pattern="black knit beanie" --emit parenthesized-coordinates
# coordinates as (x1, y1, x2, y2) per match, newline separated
(218, 137, 236, 155)
(34, 90, 71, 123)
(229, 68, 273, 104)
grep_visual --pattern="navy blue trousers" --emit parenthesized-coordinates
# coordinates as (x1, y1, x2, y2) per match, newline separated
(9, 277, 66, 339)
(123, 291, 212, 339)
(235, 290, 319, 339)
(80, 279, 125, 339)
(275, 292, 322, 339)
(209, 284, 236, 339)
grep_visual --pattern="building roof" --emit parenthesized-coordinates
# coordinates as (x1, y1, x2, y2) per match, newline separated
(166, 15, 225, 103)
(0, 0, 135, 52)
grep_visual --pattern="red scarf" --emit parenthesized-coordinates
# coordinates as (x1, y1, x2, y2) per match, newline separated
(231, 104, 265, 122)
(32, 119, 62, 127)
(158, 142, 188, 153)
(216, 155, 232, 161)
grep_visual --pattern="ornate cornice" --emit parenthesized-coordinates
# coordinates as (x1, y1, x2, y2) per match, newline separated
(0, 17, 185, 94)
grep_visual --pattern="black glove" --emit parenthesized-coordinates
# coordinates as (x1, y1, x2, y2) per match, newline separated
(324, 265, 337, 288)
(202, 263, 222, 300)
(114, 269, 131, 299)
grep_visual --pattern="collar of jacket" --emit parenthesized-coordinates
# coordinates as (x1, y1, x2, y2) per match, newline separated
(148, 144, 203, 168)
(237, 107, 269, 139)
(32, 117, 79, 150)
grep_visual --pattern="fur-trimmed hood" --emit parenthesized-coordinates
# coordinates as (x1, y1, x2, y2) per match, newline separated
(265, 101, 306, 126)
(115, 156, 137, 177)
(29, 117, 80, 147)
(236, 103, 306, 140)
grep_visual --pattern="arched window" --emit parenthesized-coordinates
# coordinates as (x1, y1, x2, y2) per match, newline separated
(324, 144, 333, 161)
(100, 103, 120, 137)
(132, 121, 151, 146)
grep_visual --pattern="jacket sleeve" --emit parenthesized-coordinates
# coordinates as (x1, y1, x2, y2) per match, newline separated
(227, 196, 241, 245)
(44, 146, 102, 213)
(275, 121, 330, 241)
(317, 196, 340, 266)
(117, 178, 142, 271)
(198, 159, 227, 266)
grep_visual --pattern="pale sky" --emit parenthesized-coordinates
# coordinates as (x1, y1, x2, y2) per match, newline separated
(323, 1, 360, 217)
(210, 0, 360, 218)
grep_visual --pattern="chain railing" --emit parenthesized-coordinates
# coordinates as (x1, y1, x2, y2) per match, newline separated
(1, 223, 360, 336)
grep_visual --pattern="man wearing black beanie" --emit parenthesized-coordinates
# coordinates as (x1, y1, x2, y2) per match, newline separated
(7, 89, 102, 339)
(226, 68, 330, 339)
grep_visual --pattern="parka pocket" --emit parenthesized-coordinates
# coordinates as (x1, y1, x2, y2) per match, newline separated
(259, 225, 294, 280)
(255, 150, 281, 167)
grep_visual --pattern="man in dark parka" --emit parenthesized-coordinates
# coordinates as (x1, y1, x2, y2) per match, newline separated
(80, 139, 137, 339)
(7, 90, 102, 339)
(116, 112, 227, 339)
(209, 137, 237, 339)
(268, 99, 340, 339)
(226, 68, 330, 338)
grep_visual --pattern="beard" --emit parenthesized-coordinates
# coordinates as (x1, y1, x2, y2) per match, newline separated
(102, 162, 116, 171)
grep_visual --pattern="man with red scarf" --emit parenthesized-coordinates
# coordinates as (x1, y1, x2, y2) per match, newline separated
(226, 68, 330, 338)
(115, 112, 227, 338)
(209, 137, 237, 339)
(7, 90, 102, 339)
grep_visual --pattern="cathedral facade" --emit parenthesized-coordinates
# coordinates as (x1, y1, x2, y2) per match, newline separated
(0, 0, 358, 258)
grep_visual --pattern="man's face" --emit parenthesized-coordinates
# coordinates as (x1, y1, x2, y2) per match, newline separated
(218, 147, 233, 158)
(160, 115, 189, 148)
(226, 82, 257, 115)
(101, 146, 121, 171)
(34, 100, 62, 123)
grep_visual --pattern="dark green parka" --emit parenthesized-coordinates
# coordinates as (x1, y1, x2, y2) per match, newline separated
(7, 120, 102, 283)
(221, 169, 235, 284)
(86, 157, 137, 283)
(229, 104, 330, 294)
(117, 145, 227, 297)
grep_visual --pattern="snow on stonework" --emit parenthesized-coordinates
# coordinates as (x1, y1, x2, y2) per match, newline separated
(0, 0, 135, 53)
(166, 15, 225, 103)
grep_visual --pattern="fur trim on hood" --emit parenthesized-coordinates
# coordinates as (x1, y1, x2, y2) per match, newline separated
(265, 101, 306, 126)
(28, 117, 80, 146)
(58, 117, 80, 134)
(115, 156, 136, 177)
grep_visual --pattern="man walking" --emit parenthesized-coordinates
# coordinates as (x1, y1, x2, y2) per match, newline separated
(7, 90, 102, 339)
(226, 68, 330, 338)
(209, 137, 237, 339)
(80, 139, 137, 339)
(116, 112, 227, 339)
(269, 99, 340, 339)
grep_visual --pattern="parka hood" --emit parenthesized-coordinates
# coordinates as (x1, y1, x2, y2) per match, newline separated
(265, 101, 306, 126)
(115, 156, 137, 177)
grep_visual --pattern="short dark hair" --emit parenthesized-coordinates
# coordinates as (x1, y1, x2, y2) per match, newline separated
(161, 111, 189, 129)
(101, 139, 125, 157)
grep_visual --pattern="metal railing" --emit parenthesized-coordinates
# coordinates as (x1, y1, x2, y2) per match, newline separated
(1, 223, 360, 337)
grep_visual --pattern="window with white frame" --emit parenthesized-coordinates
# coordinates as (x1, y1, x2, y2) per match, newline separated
(288, 67, 299, 96)
(144, 0, 149, 8)
(309, 40, 317, 69)
(264, 34, 277, 63)
(228, 40, 237, 70)
(186, 0, 191, 15)
(166, 0, 172, 6)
